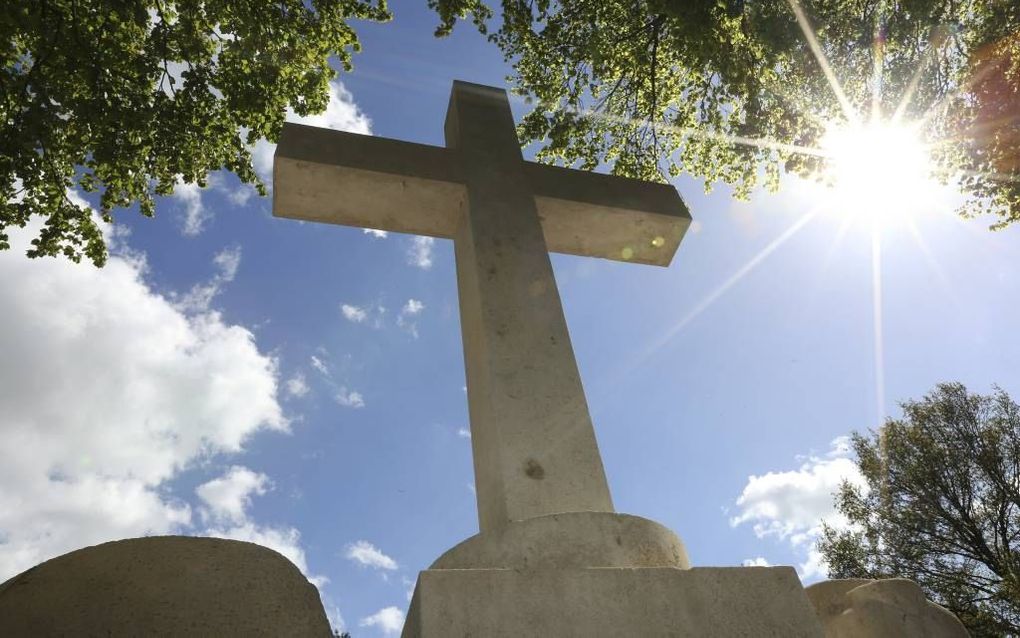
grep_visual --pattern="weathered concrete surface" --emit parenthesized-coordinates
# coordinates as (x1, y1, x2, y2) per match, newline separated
(806, 578, 968, 637)
(274, 124, 689, 267)
(0, 536, 330, 637)
(403, 566, 824, 637)
(448, 81, 616, 531)
(432, 511, 689, 570)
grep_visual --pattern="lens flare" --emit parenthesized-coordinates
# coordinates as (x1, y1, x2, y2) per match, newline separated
(821, 121, 935, 223)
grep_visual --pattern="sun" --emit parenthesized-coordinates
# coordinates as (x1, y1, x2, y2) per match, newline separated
(819, 120, 938, 225)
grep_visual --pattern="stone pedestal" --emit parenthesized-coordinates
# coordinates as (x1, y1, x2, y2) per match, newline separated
(404, 565, 824, 637)
(403, 512, 823, 637)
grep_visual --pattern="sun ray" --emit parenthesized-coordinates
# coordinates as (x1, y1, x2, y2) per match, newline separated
(914, 47, 1009, 129)
(870, 229, 886, 422)
(891, 33, 951, 124)
(632, 209, 819, 366)
(817, 214, 855, 278)
(786, 0, 860, 124)
(891, 64, 930, 124)
(680, 129, 827, 158)
(870, 11, 886, 122)
(587, 208, 821, 403)
(904, 218, 957, 301)
(576, 107, 829, 159)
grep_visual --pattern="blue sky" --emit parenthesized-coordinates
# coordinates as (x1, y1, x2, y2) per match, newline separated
(2, 4, 1020, 636)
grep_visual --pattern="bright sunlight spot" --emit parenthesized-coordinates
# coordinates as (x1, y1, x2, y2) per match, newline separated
(821, 121, 937, 224)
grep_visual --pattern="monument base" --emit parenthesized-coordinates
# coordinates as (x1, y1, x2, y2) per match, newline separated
(403, 566, 824, 637)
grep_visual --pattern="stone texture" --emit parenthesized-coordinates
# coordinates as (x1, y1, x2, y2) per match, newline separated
(447, 81, 615, 531)
(273, 119, 690, 267)
(0, 536, 330, 637)
(403, 566, 825, 637)
(432, 511, 689, 570)
(806, 578, 968, 637)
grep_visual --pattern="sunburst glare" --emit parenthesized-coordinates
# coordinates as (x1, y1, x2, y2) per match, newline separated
(820, 120, 937, 225)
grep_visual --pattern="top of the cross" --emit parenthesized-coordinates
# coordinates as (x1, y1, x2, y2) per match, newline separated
(444, 80, 519, 154)
(451, 79, 506, 100)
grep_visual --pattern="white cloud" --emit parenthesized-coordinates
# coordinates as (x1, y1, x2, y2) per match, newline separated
(730, 437, 865, 581)
(209, 171, 255, 208)
(359, 606, 405, 635)
(171, 175, 262, 235)
(339, 303, 387, 329)
(285, 372, 309, 398)
(742, 556, 771, 567)
(172, 80, 370, 226)
(173, 246, 243, 312)
(213, 245, 242, 280)
(0, 219, 285, 580)
(252, 80, 372, 186)
(196, 466, 270, 524)
(730, 440, 862, 538)
(457, 427, 471, 439)
(407, 236, 434, 270)
(204, 522, 324, 587)
(324, 604, 347, 636)
(363, 229, 388, 239)
(341, 303, 369, 323)
(173, 179, 207, 236)
(798, 546, 830, 581)
(310, 355, 330, 376)
(345, 540, 398, 571)
(310, 353, 364, 407)
(335, 388, 365, 409)
(397, 298, 426, 337)
(196, 466, 325, 588)
(225, 182, 254, 206)
(402, 299, 424, 315)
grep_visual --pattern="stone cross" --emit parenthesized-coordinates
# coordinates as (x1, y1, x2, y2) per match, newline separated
(273, 81, 690, 534)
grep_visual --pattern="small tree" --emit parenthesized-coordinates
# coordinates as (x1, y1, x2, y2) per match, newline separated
(818, 382, 1020, 636)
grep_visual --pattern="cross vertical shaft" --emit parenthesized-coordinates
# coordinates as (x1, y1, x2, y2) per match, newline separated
(273, 80, 691, 535)
(446, 82, 614, 532)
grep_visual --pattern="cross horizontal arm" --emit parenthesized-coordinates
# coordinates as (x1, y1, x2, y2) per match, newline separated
(273, 124, 463, 240)
(274, 123, 691, 266)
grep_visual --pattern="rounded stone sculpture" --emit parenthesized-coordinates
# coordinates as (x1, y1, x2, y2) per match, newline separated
(0, 536, 331, 637)
(806, 578, 969, 637)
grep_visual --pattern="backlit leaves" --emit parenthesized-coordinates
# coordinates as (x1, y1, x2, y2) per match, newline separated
(1, 0, 390, 265)
(434, 0, 1020, 226)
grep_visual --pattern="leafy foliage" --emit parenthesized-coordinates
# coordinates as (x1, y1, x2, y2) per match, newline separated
(433, 0, 1020, 226)
(817, 383, 1020, 636)
(1, 0, 389, 265)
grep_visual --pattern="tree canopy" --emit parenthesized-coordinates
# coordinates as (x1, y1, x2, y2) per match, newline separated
(1, 1, 389, 265)
(818, 383, 1020, 636)
(4, 1, 1019, 266)
(434, 0, 1019, 225)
